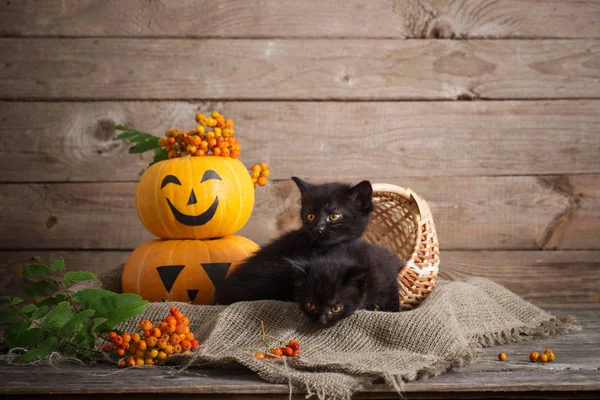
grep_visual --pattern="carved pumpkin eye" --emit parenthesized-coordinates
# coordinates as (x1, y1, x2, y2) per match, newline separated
(329, 213, 340, 221)
(307, 303, 316, 310)
(307, 214, 315, 221)
(331, 305, 342, 313)
(161, 174, 182, 189)
(201, 169, 222, 183)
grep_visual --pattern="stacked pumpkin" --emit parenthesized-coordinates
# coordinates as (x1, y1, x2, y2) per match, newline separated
(122, 125, 260, 305)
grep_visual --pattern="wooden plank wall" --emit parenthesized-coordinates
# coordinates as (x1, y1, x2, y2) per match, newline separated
(0, 1, 599, 307)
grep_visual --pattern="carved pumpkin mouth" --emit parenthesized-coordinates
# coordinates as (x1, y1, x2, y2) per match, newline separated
(166, 196, 219, 226)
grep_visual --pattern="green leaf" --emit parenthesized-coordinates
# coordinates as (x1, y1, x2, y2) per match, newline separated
(58, 309, 96, 337)
(100, 299, 147, 327)
(73, 326, 96, 351)
(32, 256, 45, 263)
(114, 130, 142, 140)
(0, 310, 21, 324)
(12, 297, 24, 305)
(35, 294, 67, 308)
(22, 264, 49, 277)
(9, 327, 44, 349)
(114, 124, 126, 130)
(4, 320, 32, 347)
(25, 280, 59, 297)
(49, 257, 66, 271)
(90, 317, 109, 333)
(151, 147, 169, 166)
(62, 271, 99, 285)
(21, 304, 37, 314)
(73, 288, 117, 312)
(30, 305, 50, 320)
(74, 289, 146, 329)
(128, 137, 159, 154)
(17, 336, 60, 363)
(43, 302, 75, 333)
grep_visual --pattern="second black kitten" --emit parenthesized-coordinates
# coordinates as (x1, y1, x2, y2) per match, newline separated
(290, 240, 402, 328)
(214, 177, 373, 305)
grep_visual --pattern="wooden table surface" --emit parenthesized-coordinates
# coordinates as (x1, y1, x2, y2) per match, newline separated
(1, 309, 598, 399)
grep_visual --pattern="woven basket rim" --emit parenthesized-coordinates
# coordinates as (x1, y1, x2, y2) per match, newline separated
(371, 183, 434, 227)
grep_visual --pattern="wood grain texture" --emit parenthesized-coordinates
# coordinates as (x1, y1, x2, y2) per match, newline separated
(1, 100, 599, 182)
(0, 310, 598, 397)
(1, 39, 599, 100)
(1, 251, 598, 308)
(1, 0, 599, 39)
(1, 175, 592, 250)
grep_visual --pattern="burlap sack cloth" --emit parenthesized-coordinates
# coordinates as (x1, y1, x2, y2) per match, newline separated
(101, 269, 578, 400)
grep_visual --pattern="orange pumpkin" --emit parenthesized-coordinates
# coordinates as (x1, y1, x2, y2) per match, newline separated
(122, 236, 258, 304)
(136, 156, 254, 239)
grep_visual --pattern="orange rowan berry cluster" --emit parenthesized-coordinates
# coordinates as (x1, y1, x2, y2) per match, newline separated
(158, 111, 241, 159)
(250, 163, 270, 188)
(255, 339, 301, 360)
(529, 349, 555, 363)
(102, 306, 198, 368)
(252, 320, 300, 360)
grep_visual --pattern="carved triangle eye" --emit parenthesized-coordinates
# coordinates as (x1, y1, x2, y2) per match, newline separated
(156, 265, 185, 293)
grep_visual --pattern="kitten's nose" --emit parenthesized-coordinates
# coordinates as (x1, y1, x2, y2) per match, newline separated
(319, 315, 329, 325)
(317, 227, 325, 234)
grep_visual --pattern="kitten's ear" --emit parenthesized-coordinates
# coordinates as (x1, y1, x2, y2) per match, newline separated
(291, 177, 313, 198)
(350, 180, 374, 212)
(284, 257, 310, 278)
(344, 266, 368, 292)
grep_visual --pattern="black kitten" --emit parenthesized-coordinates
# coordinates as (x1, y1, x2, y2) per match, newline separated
(290, 240, 402, 328)
(214, 177, 373, 305)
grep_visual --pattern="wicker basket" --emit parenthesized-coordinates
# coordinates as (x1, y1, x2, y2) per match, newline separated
(362, 183, 440, 310)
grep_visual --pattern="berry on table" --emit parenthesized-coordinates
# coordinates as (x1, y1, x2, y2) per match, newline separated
(529, 352, 539, 362)
(498, 352, 507, 361)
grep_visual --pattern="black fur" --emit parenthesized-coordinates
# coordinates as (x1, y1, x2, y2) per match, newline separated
(214, 177, 373, 305)
(290, 240, 402, 328)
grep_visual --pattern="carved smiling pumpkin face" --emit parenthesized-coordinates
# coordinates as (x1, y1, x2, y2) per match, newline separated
(136, 156, 254, 239)
(122, 237, 259, 304)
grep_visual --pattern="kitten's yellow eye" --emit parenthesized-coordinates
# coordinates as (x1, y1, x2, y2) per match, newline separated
(307, 303, 316, 310)
(329, 213, 340, 221)
(307, 214, 315, 221)
(331, 305, 342, 313)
